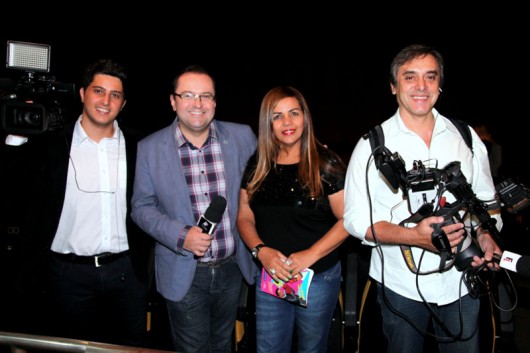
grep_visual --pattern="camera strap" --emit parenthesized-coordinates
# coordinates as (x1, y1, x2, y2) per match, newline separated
(399, 203, 452, 274)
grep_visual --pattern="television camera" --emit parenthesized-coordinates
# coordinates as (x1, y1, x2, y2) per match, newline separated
(0, 40, 75, 135)
(376, 147, 530, 273)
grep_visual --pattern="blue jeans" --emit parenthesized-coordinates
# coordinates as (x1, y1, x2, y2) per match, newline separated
(255, 261, 341, 353)
(166, 256, 241, 353)
(376, 282, 480, 353)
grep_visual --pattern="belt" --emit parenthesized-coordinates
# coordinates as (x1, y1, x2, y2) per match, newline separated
(196, 255, 235, 268)
(53, 251, 129, 267)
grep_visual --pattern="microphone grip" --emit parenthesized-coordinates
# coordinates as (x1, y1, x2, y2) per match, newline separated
(499, 250, 521, 272)
(499, 250, 530, 278)
(197, 216, 217, 235)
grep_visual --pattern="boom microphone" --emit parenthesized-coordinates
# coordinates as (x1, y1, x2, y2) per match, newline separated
(197, 195, 227, 234)
(498, 250, 530, 278)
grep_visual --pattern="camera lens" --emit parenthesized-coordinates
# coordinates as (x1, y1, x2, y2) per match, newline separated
(16, 110, 42, 126)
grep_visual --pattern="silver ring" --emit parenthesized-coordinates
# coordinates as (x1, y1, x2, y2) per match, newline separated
(285, 259, 292, 266)
(270, 268, 276, 275)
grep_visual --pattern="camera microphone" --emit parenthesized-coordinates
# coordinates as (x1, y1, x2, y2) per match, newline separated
(197, 195, 227, 234)
(497, 250, 530, 278)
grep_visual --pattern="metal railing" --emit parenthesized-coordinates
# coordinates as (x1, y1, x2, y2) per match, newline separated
(0, 331, 175, 353)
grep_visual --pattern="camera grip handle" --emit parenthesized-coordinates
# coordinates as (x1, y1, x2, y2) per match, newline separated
(431, 223, 452, 255)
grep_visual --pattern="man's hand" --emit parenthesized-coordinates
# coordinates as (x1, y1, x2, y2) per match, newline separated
(471, 231, 502, 270)
(417, 216, 465, 253)
(183, 226, 213, 257)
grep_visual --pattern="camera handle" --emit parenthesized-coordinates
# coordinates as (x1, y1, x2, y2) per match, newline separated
(430, 224, 452, 257)
(399, 203, 454, 275)
(430, 201, 470, 271)
(430, 202, 463, 252)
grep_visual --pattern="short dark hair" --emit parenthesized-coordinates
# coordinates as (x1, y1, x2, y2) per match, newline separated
(389, 44, 444, 88)
(171, 64, 215, 93)
(82, 59, 128, 97)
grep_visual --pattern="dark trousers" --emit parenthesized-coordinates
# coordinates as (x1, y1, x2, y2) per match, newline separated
(166, 256, 242, 353)
(49, 253, 148, 347)
(376, 282, 480, 353)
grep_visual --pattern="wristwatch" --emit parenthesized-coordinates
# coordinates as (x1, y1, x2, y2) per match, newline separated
(251, 244, 266, 259)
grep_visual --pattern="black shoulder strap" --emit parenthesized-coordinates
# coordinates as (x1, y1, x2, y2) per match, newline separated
(363, 124, 402, 190)
(363, 124, 385, 173)
(448, 118, 474, 156)
(363, 124, 384, 153)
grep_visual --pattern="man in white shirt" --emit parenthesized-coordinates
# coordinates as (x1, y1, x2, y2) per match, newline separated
(343, 44, 502, 353)
(3, 59, 153, 347)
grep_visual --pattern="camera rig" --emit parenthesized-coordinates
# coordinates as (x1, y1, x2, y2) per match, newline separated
(374, 147, 530, 274)
(0, 40, 75, 135)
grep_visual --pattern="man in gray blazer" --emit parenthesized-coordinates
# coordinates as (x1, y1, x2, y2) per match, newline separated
(131, 65, 257, 353)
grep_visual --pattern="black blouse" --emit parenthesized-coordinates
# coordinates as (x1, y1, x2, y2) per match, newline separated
(241, 155, 345, 273)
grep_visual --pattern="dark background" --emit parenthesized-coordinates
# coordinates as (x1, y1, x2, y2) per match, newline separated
(0, 12, 527, 180)
(1, 9, 530, 352)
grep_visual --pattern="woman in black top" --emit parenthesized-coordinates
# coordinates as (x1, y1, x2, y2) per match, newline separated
(237, 86, 349, 353)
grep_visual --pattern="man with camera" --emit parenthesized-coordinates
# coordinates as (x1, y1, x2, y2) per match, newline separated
(343, 44, 502, 353)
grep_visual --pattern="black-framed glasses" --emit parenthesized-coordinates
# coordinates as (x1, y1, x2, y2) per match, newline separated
(173, 92, 215, 102)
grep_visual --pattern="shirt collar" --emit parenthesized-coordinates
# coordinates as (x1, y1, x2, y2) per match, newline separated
(73, 116, 119, 146)
(174, 119, 218, 149)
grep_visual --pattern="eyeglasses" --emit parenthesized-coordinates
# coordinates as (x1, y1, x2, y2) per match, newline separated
(173, 92, 215, 102)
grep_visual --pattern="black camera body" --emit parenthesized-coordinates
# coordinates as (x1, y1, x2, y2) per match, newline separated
(1, 72, 74, 135)
(496, 178, 530, 214)
(431, 201, 483, 271)
(394, 160, 503, 272)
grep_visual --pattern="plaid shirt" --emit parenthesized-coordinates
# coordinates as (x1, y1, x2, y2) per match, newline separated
(175, 122, 234, 261)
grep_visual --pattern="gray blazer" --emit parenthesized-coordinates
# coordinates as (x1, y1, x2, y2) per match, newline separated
(131, 118, 258, 301)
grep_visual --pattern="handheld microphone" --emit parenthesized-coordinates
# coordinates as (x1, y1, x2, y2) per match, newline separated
(498, 250, 530, 278)
(197, 195, 227, 234)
